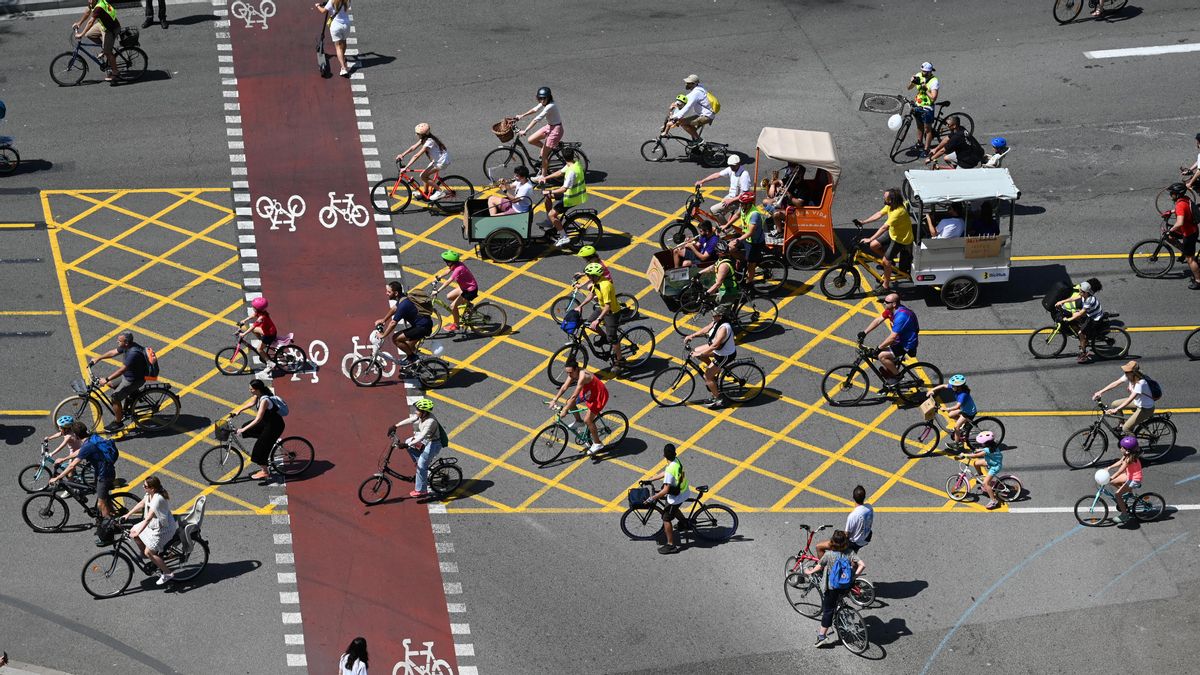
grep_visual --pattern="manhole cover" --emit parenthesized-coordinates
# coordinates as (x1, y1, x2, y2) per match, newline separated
(859, 93, 903, 114)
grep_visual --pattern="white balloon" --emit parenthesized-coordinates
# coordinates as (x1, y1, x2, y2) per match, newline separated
(887, 114, 903, 131)
(1094, 468, 1110, 486)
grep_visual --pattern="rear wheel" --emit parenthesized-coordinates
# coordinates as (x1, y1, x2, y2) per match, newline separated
(1134, 416, 1176, 462)
(415, 358, 451, 389)
(943, 112, 975, 137)
(819, 265, 860, 299)
(428, 463, 463, 498)
(1128, 239, 1175, 278)
(198, 444, 244, 484)
(0, 146, 20, 174)
(700, 145, 728, 167)
(22, 493, 70, 532)
(970, 416, 1007, 445)
(1062, 427, 1108, 469)
(594, 410, 629, 449)
(50, 52, 87, 86)
(370, 177, 412, 213)
(130, 388, 181, 431)
(720, 361, 765, 403)
(752, 257, 788, 295)
(163, 538, 209, 582)
(546, 344, 588, 387)
(650, 367, 695, 407)
(482, 148, 525, 183)
(692, 503, 738, 541)
(940, 277, 979, 309)
(358, 474, 392, 505)
(114, 47, 148, 82)
(615, 325, 655, 369)
(640, 139, 667, 162)
(820, 365, 869, 406)
(215, 346, 250, 374)
(1131, 492, 1166, 522)
(1186, 328, 1200, 360)
(465, 301, 507, 337)
(1028, 326, 1068, 358)
(849, 577, 876, 609)
(349, 357, 383, 386)
(620, 505, 664, 540)
(784, 235, 826, 270)
(273, 345, 307, 373)
(529, 424, 568, 466)
(784, 572, 822, 618)
(565, 212, 603, 249)
(997, 475, 1023, 502)
(1102, 0, 1128, 11)
(482, 228, 523, 263)
(1074, 494, 1110, 526)
(81, 550, 133, 598)
(1053, 0, 1084, 23)
(900, 421, 940, 458)
(1091, 326, 1131, 360)
(271, 436, 314, 477)
(658, 220, 697, 250)
(616, 293, 639, 323)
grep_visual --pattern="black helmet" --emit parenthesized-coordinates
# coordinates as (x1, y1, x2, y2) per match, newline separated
(1195, 132, 1200, 142)
(536, 86, 552, 100)
(1169, 182, 1187, 196)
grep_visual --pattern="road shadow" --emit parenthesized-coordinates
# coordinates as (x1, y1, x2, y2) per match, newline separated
(167, 13, 217, 25)
(593, 436, 648, 463)
(865, 615, 911, 648)
(2, 159, 54, 177)
(442, 478, 493, 502)
(169, 559, 263, 594)
(444, 368, 487, 388)
(1148, 444, 1196, 467)
(597, 230, 632, 254)
(584, 169, 609, 185)
(873, 579, 929, 601)
(1099, 5, 1142, 22)
(115, 70, 172, 86)
(741, 322, 786, 342)
(352, 51, 396, 70)
(1, 424, 37, 445)
(1012, 202, 1048, 216)
(281, 459, 333, 483)
(137, 414, 212, 439)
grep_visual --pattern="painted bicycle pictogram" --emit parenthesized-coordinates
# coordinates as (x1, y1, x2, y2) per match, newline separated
(255, 194, 305, 232)
(391, 639, 453, 675)
(230, 0, 276, 29)
(318, 192, 371, 228)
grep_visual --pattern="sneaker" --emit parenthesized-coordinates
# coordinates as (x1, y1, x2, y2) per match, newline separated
(160, 18, 168, 28)
(156, 573, 174, 585)
(587, 442, 604, 456)
(141, 17, 154, 28)
(706, 397, 724, 410)
(815, 632, 828, 646)
(985, 500, 1001, 510)
(1189, 280, 1200, 290)
(657, 544, 680, 555)
(408, 490, 429, 498)
(443, 323, 458, 334)
(1113, 512, 1130, 524)
(564, 418, 577, 429)
(1077, 353, 1094, 365)
(429, 190, 446, 202)
(104, 420, 124, 432)
(944, 439, 964, 451)
(339, 68, 349, 77)
(553, 235, 571, 247)
(95, 537, 109, 547)
(533, 174, 545, 183)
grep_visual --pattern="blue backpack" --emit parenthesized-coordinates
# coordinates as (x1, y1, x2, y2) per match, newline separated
(560, 308, 581, 335)
(86, 434, 119, 473)
(829, 553, 853, 590)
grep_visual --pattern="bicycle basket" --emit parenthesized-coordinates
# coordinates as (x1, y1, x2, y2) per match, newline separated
(492, 119, 514, 143)
(70, 378, 89, 395)
(214, 423, 231, 442)
(627, 487, 651, 509)
(560, 308, 581, 335)
(118, 27, 140, 47)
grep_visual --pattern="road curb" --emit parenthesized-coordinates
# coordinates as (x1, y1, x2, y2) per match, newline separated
(1, 661, 75, 675)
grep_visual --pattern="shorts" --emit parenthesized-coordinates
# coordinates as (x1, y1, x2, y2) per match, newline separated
(329, 20, 350, 42)
(539, 124, 564, 149)
(95, 473, 113, 504)
(110, 378, 143, 404)
(683, 114, 713, 128)
(550, 200, 567, 214)
(912, 106, 934, 125)
(1126, 480, 1142, 489)
(428, 156, 449, 171)
(711, 351, 737, 370)
(401, 322, 433, 341)
(260, 333, 278, 346)
(743, 241, 765, 263)
(85, 24, 115, 54)
(889, 343, 916, 360)
(662, 502, 684, 522)
(1179, 232, 1197, 260)
(460, 288, 479, 303)
(875, 230, 912, 261)
(601, 312, 619, 342)
(495, 198, 517, 215)
(984, 464, 1002, 477)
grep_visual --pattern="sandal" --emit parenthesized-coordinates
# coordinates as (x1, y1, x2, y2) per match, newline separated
(250, 470, 270, 480)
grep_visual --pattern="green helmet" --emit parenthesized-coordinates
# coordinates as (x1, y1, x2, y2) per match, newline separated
(577, 245, 597, 258)
(583, 262, 604, 277)
(414, 397, 435, 412)
(441, 250, 460, 263)
(675, 94, 688, 104)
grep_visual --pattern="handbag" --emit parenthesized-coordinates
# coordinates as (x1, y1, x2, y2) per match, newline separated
(627, 487, 651, 508)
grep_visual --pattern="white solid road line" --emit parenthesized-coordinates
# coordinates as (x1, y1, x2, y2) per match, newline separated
(1085, 43, 1200, 59)
(1010, 504, 1200, 513)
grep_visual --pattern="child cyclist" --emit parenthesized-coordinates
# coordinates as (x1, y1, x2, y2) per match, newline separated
(435, 250, 478, 333)
(926, 373, 978, 450)
(547, 360, 608, 456)
(237, 296, 277, 366)
(44, 415, 87, 472)
(1106, 436, 1143, 524)
(958, 430, 1003, 510)
(395, 123, 452, 201)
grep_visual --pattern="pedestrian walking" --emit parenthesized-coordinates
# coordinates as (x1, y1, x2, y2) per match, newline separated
(142, 0, 167, 29)
(315, 0, 353, 77)
(339, 636, 369, 674)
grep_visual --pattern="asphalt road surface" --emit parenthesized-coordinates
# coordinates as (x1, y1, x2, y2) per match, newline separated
(0, 0, 1198, 673)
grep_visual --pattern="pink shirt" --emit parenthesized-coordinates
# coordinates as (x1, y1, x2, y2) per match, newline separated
(448, 263, 478, 292)
(1126, 458, 1143, 483)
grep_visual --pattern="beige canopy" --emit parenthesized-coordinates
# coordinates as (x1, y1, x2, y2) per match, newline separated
(755, 128, 841, 186)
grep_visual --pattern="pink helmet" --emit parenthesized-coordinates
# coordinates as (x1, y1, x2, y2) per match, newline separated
(251, 297, 268, 310)
(974, 431, 995, 446)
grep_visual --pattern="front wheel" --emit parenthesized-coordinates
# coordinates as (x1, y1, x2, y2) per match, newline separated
(720, 361, 765, 403)
(946, 472, 972, 501)
(640, 139, 667, 162)
(349, 357, 383, 386)
(894, 362, 943, 405)
(53, 395, 102, 433)
(820, 365, 869, 406)
(81, 550, 134, 598)
(130, 387, 181, 431)
(735, 296, 778, 334)
(900, 421, 940, 458)
(1062, 427, 1108, 469)
(1091, 326, 1131, 360)
(1128, 239, 1175, 278)
(784, 234, 826, 270)
(1185, 327, 1200, 360)
(370, 177, 412, 213)
(784, 572, 822, 618)
(214, 346, 250, 375)
(620, 505, 664, 540)
(271, 436, 315, 477)
(835, 605, 871, 655)
(18, 464, 52, 493)
(50, 52, 87, 86)
(1074, 494, 1110, 526)
(22, 492, 70, 532)
(1053, 0, 1085, 23)
(358, 474, 392, 505)
(1131, 492, 1166, 522)
(1028, 326, 1068, 358)
(658, 220, 697, 251)
(482, 228, 523, 263)
(465, 301, 507, 337)
(692, 503, 738, 541)
(529, 424, 568, 466)
(819, 265, 860, 299)
(650, 366, 695, 407)
(198, 444, 244, 484)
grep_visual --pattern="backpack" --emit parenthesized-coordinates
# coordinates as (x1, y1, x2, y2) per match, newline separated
(144, 346, 160, 380)
(434, 416, 449, 448)
(706, 91, 721, 115)
(1143, 375, 1163, 401)
(267, 395, 289, 417)
(87, 433, 119, 471)
(829, 553, 854, 590)
(1042, 280, 1073, 313)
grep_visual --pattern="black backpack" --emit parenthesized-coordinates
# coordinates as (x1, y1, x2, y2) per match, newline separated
(1042, 280, 1073, 313)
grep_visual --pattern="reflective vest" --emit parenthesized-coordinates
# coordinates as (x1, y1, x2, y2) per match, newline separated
(665, 459, 689, 496)
(94, 0, 117, 21)
(1063, 283, 1083, 312)
(740, 206, 769, 238)
(716, 259, 738, 297)
(563, 161, 587, 208)
(913, 73, 936, 108)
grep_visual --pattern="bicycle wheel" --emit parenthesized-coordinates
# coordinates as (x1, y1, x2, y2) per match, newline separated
(546, 343, 588, 387)
(358, 474, 392, 505)
(529, 424, 569, 466)
(894, 362, 942, 405)
(53, 395, 102, 433)
(720, 361, 765, 403)
(616, 293, 639, 324)
(18, 464, 52, 493)
(1092, 326, 1130, 360)
(752, 257, 789, 295)
(549, 294, 577, 324)
(820, 365, 869, 406)
(640, 139, 667, 162)
(0, 146, 18, 175)
(700, 145, 728, 167)
(198, 444, 245, 484)
(428, 463, 463, 498)
(900, 421, 940, 458)
(162, 537, 209, 582)
(971, 416, 1007, 445)
(1131, 492, 1166, 522)
(650, 366, 695, 407)
(114, 46, 147, 82)
(482, 228, 523, 263)
(1186, 328, 1200, 360)
(784, 572, 822, 618)
(81, 550, 133, 598)
(273, 345, 307, 373)
(944, 112, 974, 137)
(736, 296, 778, 334)
(22, 493, 70, 532)
(465, 301, 506, 337)
(415, 358, 451, 389)
(819, 265, 860, 299)
(349, 357, 383, 386)
(1028, 326, 1068, 358)
(998, 475, 1023, 502)
(692, 503, 738, 541)
(1128, 239, 1175, 278)
(565, 212, 603, 249)
(370, 177, 412, 213)
(1135, 416, 1176, 462)
(784, 234, 826, 270)
(594, 410, 629, 449)
(849, 577, 876, 609)
(1074, 494, 1110, 526)
(50, 52, 87, 86)
(835, 604, 871, 654)
(615, 325, 655, 369)
(1062, 427, 1108, 469)
(214, 346, 250, 375)
(889, 114, 913, 161)
(548, 147, 588, 175)
(271, 437, 314, 476)
(946, 472, 972, 501)
(1053, 0, 1084, 23)
(620, 505, 664, 540)
(677, 284, 709, 314)
(673, 307, 706, 337)
(658, 220, 697, 250)
(433, 175, 474, 214)
(130, 387, 181, 430)
(482, 148, 525, 182)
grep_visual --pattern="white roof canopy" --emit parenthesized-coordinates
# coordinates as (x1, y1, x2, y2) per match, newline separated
(756, 128, 841, 186)
(903, 168, 1020, 204)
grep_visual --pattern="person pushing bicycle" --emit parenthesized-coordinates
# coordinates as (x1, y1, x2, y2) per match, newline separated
(682, 304, 736, 410)
(547, 360, 608, 456)
(642, 443, 693, 555)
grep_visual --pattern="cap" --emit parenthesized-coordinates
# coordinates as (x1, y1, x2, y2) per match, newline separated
(684, 74, 700, 84)
(726, 154, 741, 167)
(920, 62, 935, 72)
(1121, 360, 1140, 373)
(1078, 281, 1092, 293)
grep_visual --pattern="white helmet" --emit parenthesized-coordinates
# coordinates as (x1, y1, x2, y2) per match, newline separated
(414, 122, 431, 135)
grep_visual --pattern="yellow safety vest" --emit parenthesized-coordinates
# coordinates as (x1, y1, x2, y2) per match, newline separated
(666, 459, 689, 496)
(94, 0, 117, 21)
(914, 73, 936, 108)
(563, 161, 587, 208)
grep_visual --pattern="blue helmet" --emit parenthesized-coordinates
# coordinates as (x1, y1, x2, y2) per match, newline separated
(948, 374, 966, 387)
(990, 137, 1007, 150)
(56, 415, 74, 427)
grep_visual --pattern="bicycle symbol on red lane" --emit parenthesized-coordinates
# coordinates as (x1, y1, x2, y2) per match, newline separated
(230, 0, 276, 29)
(255, 194, 305, 232)
(391, 639, 454, 675)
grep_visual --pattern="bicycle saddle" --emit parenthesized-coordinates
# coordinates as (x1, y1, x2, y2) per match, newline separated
(935, 100, 950, 108)
(559, 141, 582, 149)
(695, 485, 710, 493)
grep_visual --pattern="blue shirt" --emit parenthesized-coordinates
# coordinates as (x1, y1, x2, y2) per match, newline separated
(117, 343, 147, 382)
(696, 233, 719, 256)
(954, 390, 977, 417)
(78, 438, 115, 479)
(983, 445, 1003, 473)
(888, 306, 919, 351)
(393, 298, 433, 330)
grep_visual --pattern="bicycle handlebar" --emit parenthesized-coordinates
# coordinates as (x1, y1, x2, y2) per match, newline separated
(798, 523, 833, 533)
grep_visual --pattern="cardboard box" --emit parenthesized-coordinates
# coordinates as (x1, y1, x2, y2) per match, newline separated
(963, 235, 1002, 259)
(647, 251, 695, 296)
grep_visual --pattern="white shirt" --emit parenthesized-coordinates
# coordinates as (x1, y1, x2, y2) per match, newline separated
(845, 504, 874, 546)
(709, 322, 735, 356)
(1129, 378, 1154, 409)
(397, 414, 440, 446)
(530, 102, 562, 126)
(672, 85, 713, 120)
(338, 654, 368, 675)
(934, 217, 965, 238)
(561, 163, 579, 191)
(421, 138, 449, 166)
(323, 0, 350, 26)
(145, 493, 178, 537)
(508, 181, 534, 213)
(662, 460, 692, 506)
(719, 166, 752, 199)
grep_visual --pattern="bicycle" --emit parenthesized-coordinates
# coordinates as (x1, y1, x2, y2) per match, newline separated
(0, 126, 18, 175)
(1061, 400, 1176, 469)
(369, 162, 475, 215)
(899, 407, 1006, 458)
(214, 330, 308, 375)
(544, 319, 656, 386)
(1186, 327, 1200, 360)
(197, 417, 315, 484)
(820, 335, 943, 407)
(671, 280, 779, 336)
(783, 571, 871, 654)
(640, 119, 728, 167)
(549, 277, 639, 325)
(649, 343, 765, 407)
(528, 403, 629, 466)
(348, 328, 450, 388)
(427, 282, 507, 338)
(1074, 476, 1165, 526)
(482, 117, 589, 181)
(1054, 0, 1128, 24)
(21, 477, 137, 533)
(18, 440, 97, 493)
(81, 496, 210, 598)
(657, 186, 730, 251)
(888, 96, 975, 163)
(50, 28, 148, 86)
(53, 364, 181, 433)
(620, 480, 738, 542)
(358, 429, 463, 503)
(317, 192, 370, 228)
(783, 524, 876, 610)
(1128, 214, 1187, 278)
(944, 458, 1023, 503)
(1027, 310, 1130, 360)
(818, 222, 913, 300)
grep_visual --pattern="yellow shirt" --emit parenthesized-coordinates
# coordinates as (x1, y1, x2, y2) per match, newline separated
(595, 279, 619, 313)
(882, 205, 914, 245)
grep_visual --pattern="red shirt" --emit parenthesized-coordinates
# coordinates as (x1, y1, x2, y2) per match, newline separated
(1174, 198, 1197, 237)
(252, 311, 277, 338)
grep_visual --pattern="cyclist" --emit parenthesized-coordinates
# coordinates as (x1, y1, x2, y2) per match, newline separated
(535, 147, 586, 248)
(514, 86, 562, 180)
(732, 192, 768, 289)
(926, 373, 977, 450)
(547, 360, 608, 456)
(860, 293, 919, 382)
(88, 331, 149, 431)
(576, 245, 611, 281)
(583, 262, 624, 370)
(906, 62, 939, 155)
(44, 414, 84, 462)
(1053, 280, 1104, 363)
(236, 296, 277, 368)
(682, 304, 737, 410)
(1105, 436, 1143, 524)
(1161, 182, 1200, 289)
(1093, 360, 1156, 436)
(48, 420, 118, 522)
(121, 475, 178, 585)
(925, 115, 983, 168)
(395, 123, 452, 201)
(698, 241, 739, 304)
(1182, 133, 1200, 192)
(434, 250, 478, 334)
(854, 188, 913, 294)
(642, 443, 692, 555)
(233, 379, 286, 482)
(672, 219, 720, 268)
(392, 397, 444, 498)
(375, 282, 434, 365)
(805, 529, 866, 646)
(73, 0, 122, 85)
(669, 74, 715, 145)
(486, 165, 534, 215)
(959, 430, 1003, 510)
(696, 155, 752, 222)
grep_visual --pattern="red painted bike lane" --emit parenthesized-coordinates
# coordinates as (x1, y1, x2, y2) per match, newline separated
(227, 6, 458, 671)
